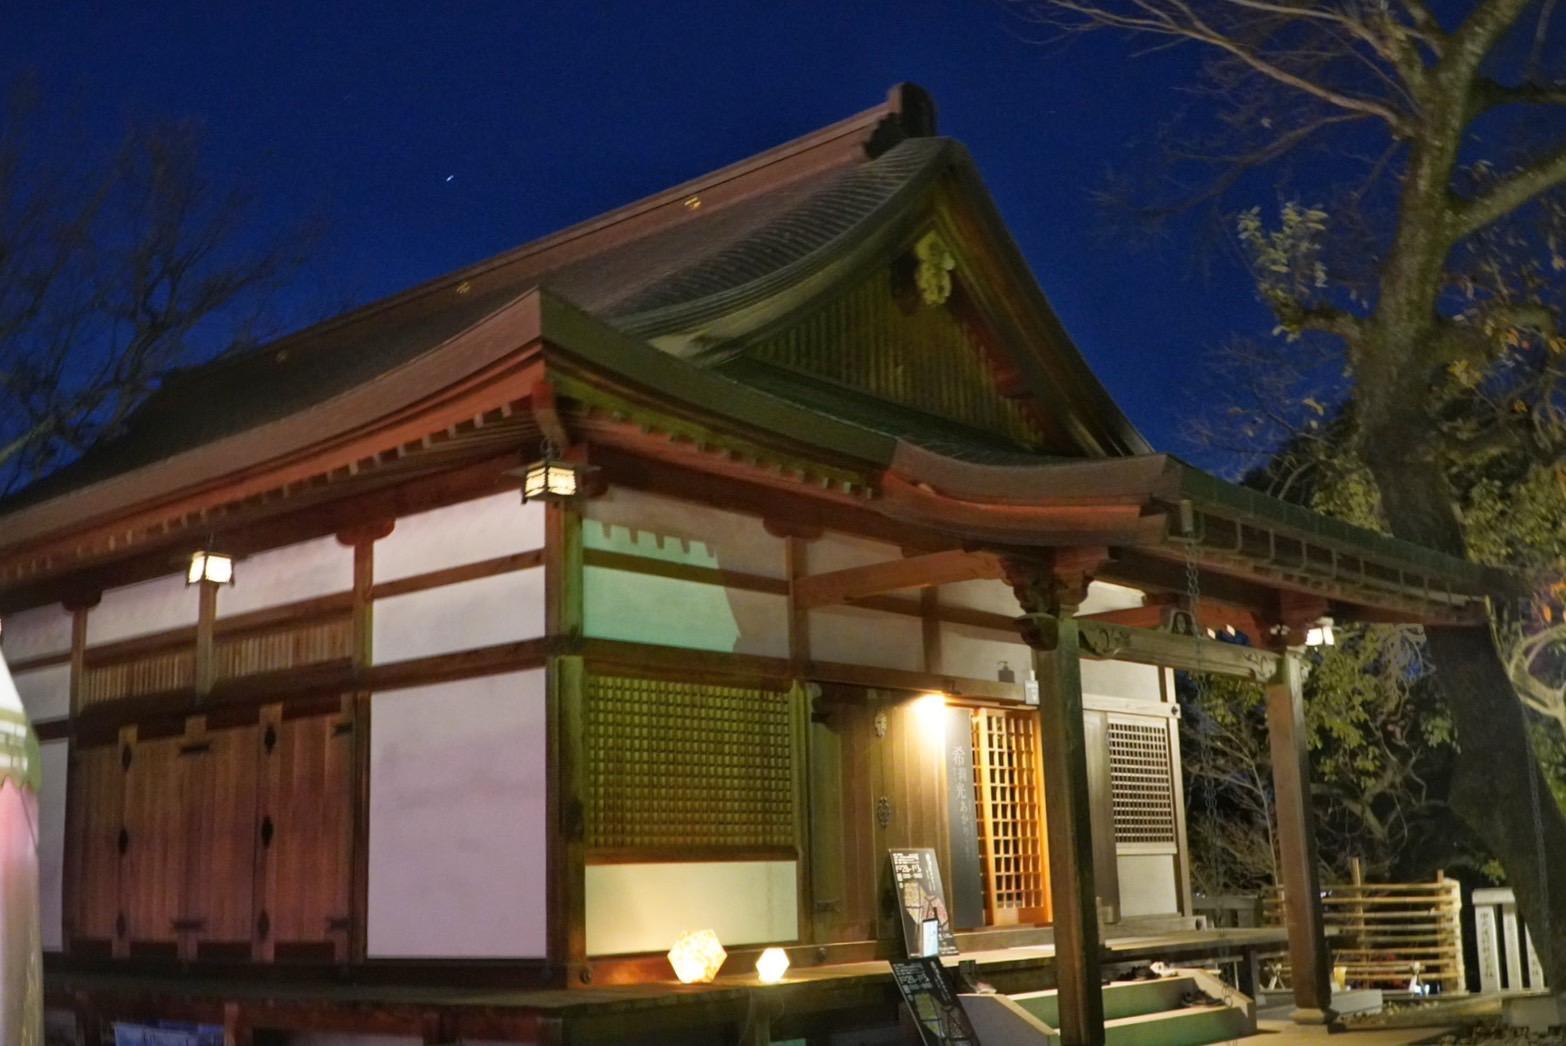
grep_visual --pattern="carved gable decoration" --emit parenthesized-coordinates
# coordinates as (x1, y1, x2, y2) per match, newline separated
(743, 262, 1046, 447)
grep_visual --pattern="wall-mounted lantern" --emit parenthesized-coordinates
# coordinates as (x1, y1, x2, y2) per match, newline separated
(186, 550, 235, 587)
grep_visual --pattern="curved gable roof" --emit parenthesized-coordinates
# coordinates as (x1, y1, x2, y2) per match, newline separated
(0, 84, 1143, 542)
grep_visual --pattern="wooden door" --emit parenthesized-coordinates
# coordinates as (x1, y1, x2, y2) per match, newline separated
(972, 708, 1050, 926)
(808, 696, 877, 943)
(869, 693, 952, 942)
(180, 719, 261, 957)
(256, 704, 355, 960)
(120, 731, 187, 955)
(808, 689, 955, 944)
(65, 740, 125, 952)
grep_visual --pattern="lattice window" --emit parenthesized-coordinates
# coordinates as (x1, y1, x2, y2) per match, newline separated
(971, 709, 1048, 922)
(583, 674, 795, 851)
(1107, 717, 1177, 846)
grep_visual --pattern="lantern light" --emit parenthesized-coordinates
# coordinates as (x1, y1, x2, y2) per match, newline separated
(1305, 621, 1336, 647)
(508, 440, 597, 504)
(186, 550, 235, 586)
(667, 929, 726, 984)
(755, 947, 790, 984)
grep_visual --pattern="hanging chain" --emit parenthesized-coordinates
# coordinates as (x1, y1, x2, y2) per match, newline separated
(1177, 510, 1235, 953)
(1183, 531, 1222, 847)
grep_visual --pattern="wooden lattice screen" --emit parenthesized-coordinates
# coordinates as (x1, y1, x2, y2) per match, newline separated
(1106, 716, 1178, 846)
(583, 674, 796, 853)
(971, 708, 1049, 925)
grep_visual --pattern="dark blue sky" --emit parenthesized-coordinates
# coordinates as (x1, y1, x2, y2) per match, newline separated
(4, 1, 1275, 461)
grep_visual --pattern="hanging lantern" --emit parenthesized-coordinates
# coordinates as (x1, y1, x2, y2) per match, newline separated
(755, 947, 790, 984)
(1305, 621, 1336, 647)
(186, 550, 235, 586)
(667, 929, 726, 984)
(509, 440, 596, 504)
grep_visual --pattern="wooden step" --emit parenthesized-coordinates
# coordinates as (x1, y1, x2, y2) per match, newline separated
(961, 968, 1257, 1046)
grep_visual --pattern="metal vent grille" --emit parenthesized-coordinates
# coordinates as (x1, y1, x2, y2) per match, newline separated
(583, 674, 795, 850)
(1107, 717, 1177, 845)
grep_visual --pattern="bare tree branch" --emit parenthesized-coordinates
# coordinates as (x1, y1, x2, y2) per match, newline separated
(1449, 143, 1566, 240)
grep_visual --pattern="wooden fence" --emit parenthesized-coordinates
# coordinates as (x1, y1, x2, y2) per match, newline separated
(1260, 870, 1465, 993)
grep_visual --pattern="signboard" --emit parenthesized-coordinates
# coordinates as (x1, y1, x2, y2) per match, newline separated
(889, 848, 958, 957)
(890, 958, 980, 1046)
(943, 707, 984, 930)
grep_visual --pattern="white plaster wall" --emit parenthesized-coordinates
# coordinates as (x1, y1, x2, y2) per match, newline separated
(374, 492, 545, 584)
(939, 623, 1030, 686)
(1082, 659, 1162, 703)
(368, 670, 547, 958)
(584, 486, 785, 578)
(1079, 581, 1147, 616)
(809, 605, 924, 671)
(88, 573, 199, 645)
(939, 578, 1019, 617)
(12, 664, 70, 721)
(0, 604, 72, 661)
(807, 532, 904, 577)
(38, 740, 67, 951)
(583, 568, 788, 658)
(372, 568, 545, 664)
(1117, 853, 1180, 917)
(586, 860, 798, 956)
(219, 535, 354, 617)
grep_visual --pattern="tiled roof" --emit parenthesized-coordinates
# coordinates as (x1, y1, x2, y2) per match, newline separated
(1, 110, 959, 515)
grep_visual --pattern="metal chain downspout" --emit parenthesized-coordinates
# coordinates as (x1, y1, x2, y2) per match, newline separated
(1178, 504, 1231, 963)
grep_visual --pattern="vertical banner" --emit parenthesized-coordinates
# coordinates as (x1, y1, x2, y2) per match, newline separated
(943, 707, 984, 929)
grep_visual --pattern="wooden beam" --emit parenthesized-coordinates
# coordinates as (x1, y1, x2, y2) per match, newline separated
(794, 550, 1003, 610)
(1266, 652, 1336, 1025)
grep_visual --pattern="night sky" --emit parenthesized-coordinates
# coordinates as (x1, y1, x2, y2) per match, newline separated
(4, 2, 1277, 463)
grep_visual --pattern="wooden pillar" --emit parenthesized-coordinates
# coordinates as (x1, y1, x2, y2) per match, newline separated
(545, 500, 588, 986)
(1008, 552, 1107, 1046)
(194, 579, 220, 696)
(1028, 612, 1105, 1045)
(337, 520, 391, 964)
(1266, 651, 1335, 1024)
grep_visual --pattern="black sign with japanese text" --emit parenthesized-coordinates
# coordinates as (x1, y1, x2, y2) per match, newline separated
(889, 848, 959, 957)
(890, 958, 980, 1046)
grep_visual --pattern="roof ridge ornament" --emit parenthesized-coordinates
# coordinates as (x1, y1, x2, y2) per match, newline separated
(914, 231, 957, 307)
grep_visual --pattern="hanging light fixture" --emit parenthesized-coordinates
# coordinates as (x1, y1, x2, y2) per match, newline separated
(186, 549, 235, 586)
(509, 439, 596, 504)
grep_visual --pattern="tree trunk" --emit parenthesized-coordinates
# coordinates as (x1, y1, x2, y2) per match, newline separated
(1364, 423, 1566, 986)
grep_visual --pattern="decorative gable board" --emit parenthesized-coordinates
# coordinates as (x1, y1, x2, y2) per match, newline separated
(741, 267, 1044, 447)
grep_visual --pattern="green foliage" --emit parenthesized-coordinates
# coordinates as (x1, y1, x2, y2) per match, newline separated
(1183, 626, 1466, 891)
(1236, 202, 1331, 339)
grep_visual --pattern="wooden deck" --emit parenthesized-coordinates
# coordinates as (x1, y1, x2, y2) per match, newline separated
(49, 927, 1293, 1044)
